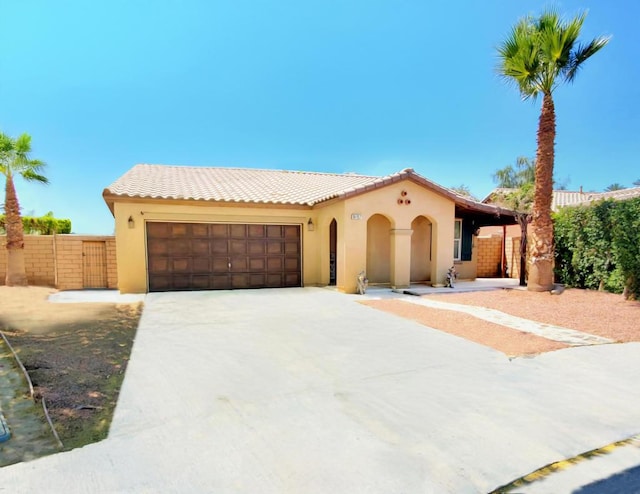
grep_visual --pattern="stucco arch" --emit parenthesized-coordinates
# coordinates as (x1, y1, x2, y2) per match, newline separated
(410, 215, 432, 282)
(364, 211, 395, 229)
(366, 214, 391, 284)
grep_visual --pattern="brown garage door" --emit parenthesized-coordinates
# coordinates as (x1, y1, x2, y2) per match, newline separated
(146, 222, 301, 292)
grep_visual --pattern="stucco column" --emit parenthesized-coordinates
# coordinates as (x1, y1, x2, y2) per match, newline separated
(390, 229, 413, 289)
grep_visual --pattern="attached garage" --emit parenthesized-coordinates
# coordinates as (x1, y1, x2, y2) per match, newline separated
(146, 222, 301, 292)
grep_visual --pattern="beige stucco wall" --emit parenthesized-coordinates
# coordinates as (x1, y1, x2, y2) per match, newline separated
(111, 178, 460, 294)
(313, 179, 456, 292)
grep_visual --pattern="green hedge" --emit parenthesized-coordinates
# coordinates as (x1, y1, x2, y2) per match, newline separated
(554, 197, 640, 299)
(0, 212, 72, 235)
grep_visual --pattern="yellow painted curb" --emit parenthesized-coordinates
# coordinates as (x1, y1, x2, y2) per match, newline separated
(489, 433, 640, 493)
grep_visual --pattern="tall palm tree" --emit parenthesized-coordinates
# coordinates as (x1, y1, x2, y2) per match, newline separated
(497, 10, 609, 291)
(0, 132, 49, 286)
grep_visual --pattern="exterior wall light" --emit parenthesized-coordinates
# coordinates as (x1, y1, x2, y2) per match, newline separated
(128, 216, 135, 229)
(307, 218, 315, 231)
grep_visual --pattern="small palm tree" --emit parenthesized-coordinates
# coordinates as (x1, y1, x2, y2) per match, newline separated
(492, 157, 536, 286)
(498, 9, 609, 291)
(0, 132, 49, 286)
(604, 183, 625, 192)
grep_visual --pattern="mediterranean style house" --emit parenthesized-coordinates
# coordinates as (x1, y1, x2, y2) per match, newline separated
(103, 164, 516, 293)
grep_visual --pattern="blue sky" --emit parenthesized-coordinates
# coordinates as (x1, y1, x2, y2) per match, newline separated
(2, 1, 638, 234)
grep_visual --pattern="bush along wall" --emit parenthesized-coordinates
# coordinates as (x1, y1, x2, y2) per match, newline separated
(0, 212, 71, 235)
(554, 197, 640, 299)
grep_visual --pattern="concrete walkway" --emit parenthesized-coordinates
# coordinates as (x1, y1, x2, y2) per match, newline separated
(0, 287, 638, 493)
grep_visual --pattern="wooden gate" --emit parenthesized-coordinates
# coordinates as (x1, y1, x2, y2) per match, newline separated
(83, 241, 107, 288)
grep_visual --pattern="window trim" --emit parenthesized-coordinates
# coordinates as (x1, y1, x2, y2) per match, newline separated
(453, 218, 462, 261)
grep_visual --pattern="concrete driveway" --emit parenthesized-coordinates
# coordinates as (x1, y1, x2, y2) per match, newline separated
(0, 287, 639, 493)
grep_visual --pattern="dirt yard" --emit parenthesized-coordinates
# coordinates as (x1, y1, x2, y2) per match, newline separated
(362, 288, 640, 357)
(0, 286, 141, 452)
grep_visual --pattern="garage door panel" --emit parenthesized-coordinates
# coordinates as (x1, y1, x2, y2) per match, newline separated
(172, 274, 192, 290)
(147, 222, 169, 237)
(248, 225, 265, 237)
(231, 273, 249, 288)
(285, 273, 301, 286)
(171, 258, 191, 273)
(212, 274, 230, 288)
(191, 275, 211, 289)
(147, 222, 300, 292)
(230, 257, 248, 271)
(193, 258, 210, 272)
(148, 275, 171, 291)
(285, 258, 299, 271)
(149, 258, 169, 273)
(192, 239, 210, 256)
(248, 274, 265, 285)
(192, 224, 210, 237)
(267, 241, 283, 254)
(210, 224, 228, 237)
(249, 258, 265, 271)
(148, 241, 168, 257)
(284, 225, 299, 238)
(284, 241, 299, 254)
(169, 239, 189, 254)
(229, 224, 247, 238)
(212, 239, 228, 254)
(266, 274, 283, 287)
(267, 257, 283, 271)
(248, 240, 265, 255)
(230, 240, 247, 255)
(212, 258, 229, 271)
(170, 224, 188, 237)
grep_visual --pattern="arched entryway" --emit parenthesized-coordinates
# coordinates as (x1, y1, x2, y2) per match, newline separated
(366, 214, 391, 284)
(329, 218, 337, 285)
(410, 215, 432, 282)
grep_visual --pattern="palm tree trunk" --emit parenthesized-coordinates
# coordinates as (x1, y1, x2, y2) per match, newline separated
(4, 175, 28, 286)
(528, 92, 556, 291)
(517, 213, 528, 286)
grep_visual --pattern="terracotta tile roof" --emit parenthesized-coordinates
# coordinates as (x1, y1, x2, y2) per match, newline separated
(103, 164, 514, 221)
(104, 164, 381, 206)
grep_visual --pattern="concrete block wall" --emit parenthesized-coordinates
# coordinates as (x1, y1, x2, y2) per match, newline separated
(476, 236, 503, 277)
(476, 235, 524, 279)
(507, 236, 523, 281)
(54, 235, 84, 290)
(105, 238, 118, 289)
(0, 235, 117, 290)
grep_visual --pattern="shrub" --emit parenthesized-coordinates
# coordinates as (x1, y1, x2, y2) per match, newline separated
(554, 197, 640, 299)
(0, 211, 71, 235)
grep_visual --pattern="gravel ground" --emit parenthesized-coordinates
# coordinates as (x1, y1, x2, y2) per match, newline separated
(362, 288, 640, 357)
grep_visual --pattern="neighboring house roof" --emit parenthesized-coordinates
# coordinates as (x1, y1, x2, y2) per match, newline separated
(483, 187, 640, 212)
(103, 164, 515, 221)
(576, 187, 640, 205)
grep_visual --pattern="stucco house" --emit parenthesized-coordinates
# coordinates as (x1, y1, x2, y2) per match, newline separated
(103, 164, 516, 294)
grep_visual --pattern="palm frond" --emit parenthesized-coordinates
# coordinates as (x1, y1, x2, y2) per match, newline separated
(498, 8, 607, 98)
(564, 35, 611, 82)
(21, 169, 49, 184)
(14, 133, 33, 154)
